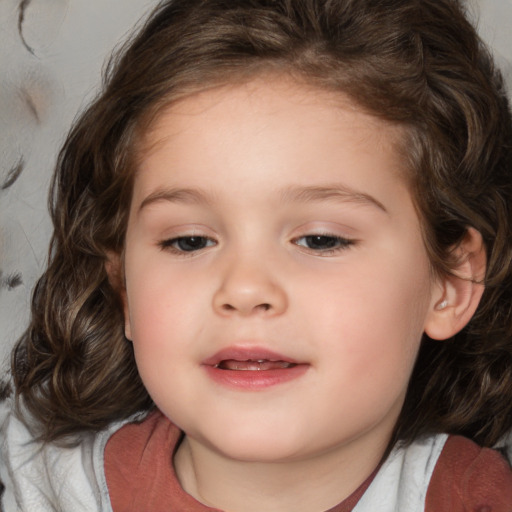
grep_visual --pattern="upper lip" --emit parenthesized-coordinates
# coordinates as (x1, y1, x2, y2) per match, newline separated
(202, 346, 300, 367)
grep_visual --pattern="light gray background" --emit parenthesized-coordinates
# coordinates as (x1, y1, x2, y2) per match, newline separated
(0, 0, 511, 372)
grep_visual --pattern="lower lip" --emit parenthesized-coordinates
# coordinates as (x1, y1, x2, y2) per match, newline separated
(203, 364, 309, 390)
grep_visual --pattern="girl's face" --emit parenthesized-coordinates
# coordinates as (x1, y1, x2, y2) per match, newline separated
(121, 78, 440, 468)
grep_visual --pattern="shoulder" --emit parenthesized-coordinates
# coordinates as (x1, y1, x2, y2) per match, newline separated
(426, 435, 512, 512)
(104, 407, 180, 478)
(354, 433, 512, 512)
(353, 432, 448, 512)
(104, 409, 186, 511)
(0, 398, 133, 512)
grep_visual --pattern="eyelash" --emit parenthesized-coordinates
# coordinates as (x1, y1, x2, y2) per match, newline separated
(158, 236, 217, 254)
(292, 234, 356, 255)
(158, 233, 355, 256)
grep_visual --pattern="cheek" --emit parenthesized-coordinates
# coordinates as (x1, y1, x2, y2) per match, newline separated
(125, 281, 194, 411)
(125, 256, 203, 327)
(123, 263, 211, 370)
(305, 252, 431, 385)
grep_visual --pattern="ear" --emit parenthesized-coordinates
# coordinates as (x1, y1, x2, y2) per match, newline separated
(105, 251, 132, 341)
(424, 228, 486, 341)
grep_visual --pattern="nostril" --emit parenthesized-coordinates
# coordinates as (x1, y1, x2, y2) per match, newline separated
(220, 302, 271, 313)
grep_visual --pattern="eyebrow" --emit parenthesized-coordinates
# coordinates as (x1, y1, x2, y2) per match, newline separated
(138, 187, 215, 212)
(138, 183, 388, 213)
(280, 184, 388, 213)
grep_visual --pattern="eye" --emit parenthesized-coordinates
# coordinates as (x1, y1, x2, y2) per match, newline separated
(159, 236, 216, 253)
(293, 234, 354, 253)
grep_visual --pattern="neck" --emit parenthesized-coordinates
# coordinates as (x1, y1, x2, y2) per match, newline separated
(174, 433, 388, 512)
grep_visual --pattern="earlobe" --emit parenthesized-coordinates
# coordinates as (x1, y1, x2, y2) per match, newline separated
(105, 251, 133, 341)
(424, 228, 486, 341)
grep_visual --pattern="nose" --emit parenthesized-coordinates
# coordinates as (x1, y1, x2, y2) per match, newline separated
(212, 254, 288, 317)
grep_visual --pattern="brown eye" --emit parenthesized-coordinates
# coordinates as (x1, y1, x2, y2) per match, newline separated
(304, 235, 338, 249)
(295, 235, 354, 251)
(161, 236, 215, 252)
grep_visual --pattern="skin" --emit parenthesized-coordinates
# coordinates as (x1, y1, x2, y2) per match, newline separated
(115, 78, 484, 512)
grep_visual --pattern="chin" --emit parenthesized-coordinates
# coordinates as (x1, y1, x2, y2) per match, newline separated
(201, 428, 310, 463)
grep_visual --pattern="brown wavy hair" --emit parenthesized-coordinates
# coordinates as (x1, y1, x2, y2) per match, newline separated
(12, 0, 512, 446)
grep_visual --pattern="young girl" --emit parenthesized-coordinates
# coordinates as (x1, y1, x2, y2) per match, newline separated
(2, 0, 512, 510)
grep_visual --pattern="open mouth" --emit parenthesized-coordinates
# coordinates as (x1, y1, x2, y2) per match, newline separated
(214, 359, 297, 371)
(203, 347, 307, 389)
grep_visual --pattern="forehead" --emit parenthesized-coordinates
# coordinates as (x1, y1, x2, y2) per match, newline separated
(132, 77, 411, 212)
(139, 77, 407, 164)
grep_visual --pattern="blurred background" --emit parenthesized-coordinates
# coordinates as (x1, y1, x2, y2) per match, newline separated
(0, 0, 511, 373)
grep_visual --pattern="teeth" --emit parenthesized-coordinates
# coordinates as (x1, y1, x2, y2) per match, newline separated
(215, 359, 296, 371)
